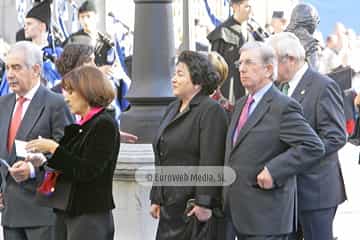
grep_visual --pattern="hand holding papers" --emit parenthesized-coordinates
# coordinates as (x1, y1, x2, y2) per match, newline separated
(13, 139, 47, 167)
(7, 139, 48, 182)
(25, 137, 59, 155)
(15, 140, 29, 158)
(9, 161, 31, 183)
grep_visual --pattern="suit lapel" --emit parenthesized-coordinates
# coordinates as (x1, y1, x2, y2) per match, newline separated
(232, 87, 274, 151)
(16, 86, 46, 140)
(291, 68, 313, 103)
(168, 105, 190, 125)
(0, 94, 16, 158)
(226, 97, 246, 151)
(154, 94, 205, 148)
(154, 100, 180, 147)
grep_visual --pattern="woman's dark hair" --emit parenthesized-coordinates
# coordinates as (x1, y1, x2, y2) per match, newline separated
(61, 66, 115, 107)
(177, 51, 219, 95)
(55, 44, 94, 77)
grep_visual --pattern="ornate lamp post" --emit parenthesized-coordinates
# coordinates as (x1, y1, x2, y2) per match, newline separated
(113, 1, 175, 239)
(120, 0, 175, 143)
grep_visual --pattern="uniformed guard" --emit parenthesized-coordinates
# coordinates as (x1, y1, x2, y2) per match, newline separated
(207, 0, 253, 100)
(24, 0, 62, 87)
(63, 0, 115, 67)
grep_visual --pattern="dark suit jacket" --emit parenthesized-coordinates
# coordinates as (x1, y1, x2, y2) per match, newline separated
(47, 109, 120, 216)
(224, 85, 325, 235)
(150, 93, 228, 209)
(290, 67, 347, 210)
(0, 85, 73, 227)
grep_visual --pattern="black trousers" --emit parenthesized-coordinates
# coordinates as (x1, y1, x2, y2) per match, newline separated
(54, 210, 114, 240)
(299, 207, 337, 240)
(224, 215, 290, 240)
(237, 235, 290, 240)
(3, 225, 54, 240)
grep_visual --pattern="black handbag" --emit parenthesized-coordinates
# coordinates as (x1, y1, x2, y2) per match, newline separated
(183, 199, 219, 240)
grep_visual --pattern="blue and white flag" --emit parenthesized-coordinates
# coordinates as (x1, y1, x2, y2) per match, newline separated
(16, 0, 27, 26)
(70, 2, 79, 33)
(0, 74, 10, 96)
(56, 0, 69, 38)
(42, 59, 62, 88)
(108, 13, 133, 116)
(204, 0, 222, 26)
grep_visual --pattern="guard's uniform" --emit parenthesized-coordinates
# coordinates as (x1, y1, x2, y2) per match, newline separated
(207, 17, 250, 100)
(63, 30, 115, 67)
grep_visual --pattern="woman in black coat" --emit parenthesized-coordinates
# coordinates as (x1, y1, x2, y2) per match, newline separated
(26, 66, 120, 240)
(149, 51, 228, 240)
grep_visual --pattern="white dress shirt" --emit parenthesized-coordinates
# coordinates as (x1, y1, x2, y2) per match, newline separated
(13, 81, 41, 119)
(287, 63, 308, 97)
(12, 82, 41, 178)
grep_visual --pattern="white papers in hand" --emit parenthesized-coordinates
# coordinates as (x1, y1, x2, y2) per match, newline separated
(14, 140, 29, 158)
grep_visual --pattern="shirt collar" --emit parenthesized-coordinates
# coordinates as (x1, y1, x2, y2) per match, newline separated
(77, 107, 104, 126)
(17, 81, 41, 101)
(251, 82, 273, 103)
(288, 63, 308, 95)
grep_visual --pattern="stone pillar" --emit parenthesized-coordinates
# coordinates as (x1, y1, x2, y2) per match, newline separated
(120, 0, 175, 142)
(182, 0, 195, 51)
(95, 0, 106, 33)
(113, 144, 158, 240)
(0, 0, 21, 43)
(112, 0, 175, 239)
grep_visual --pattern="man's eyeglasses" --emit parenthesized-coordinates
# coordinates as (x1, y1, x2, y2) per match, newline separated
(234, 59, 263, 69)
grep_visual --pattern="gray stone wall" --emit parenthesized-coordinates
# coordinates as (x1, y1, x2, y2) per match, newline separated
(0, 0, 20, 43)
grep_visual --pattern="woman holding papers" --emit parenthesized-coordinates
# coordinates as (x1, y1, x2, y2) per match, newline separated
(26, 66, 120, 240)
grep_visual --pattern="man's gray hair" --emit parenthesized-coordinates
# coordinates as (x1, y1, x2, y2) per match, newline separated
(266, 32, 306, 61)
(239, 41, 278, 81)
(8, 41, 43, 68)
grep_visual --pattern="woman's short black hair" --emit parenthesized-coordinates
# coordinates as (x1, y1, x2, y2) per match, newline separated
(177, 51, 219, 95)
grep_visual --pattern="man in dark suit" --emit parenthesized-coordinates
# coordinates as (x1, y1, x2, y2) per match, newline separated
(267, 32, 347, 240)
(224, 41, 325, 240)
(0, 41, 73, 240)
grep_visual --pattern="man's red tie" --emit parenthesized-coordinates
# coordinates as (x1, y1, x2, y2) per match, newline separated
(7, 96, 27, 152)
(232, 95, 254, 145)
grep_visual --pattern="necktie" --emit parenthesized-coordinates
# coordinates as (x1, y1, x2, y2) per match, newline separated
(233, 95, 254, 145)
(7, 96, 27, 152)
(282, 82, 290, 96)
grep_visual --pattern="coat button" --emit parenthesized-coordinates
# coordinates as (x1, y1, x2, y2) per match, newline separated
(79, 129, 83, 133)
(159, 152, 164, 157)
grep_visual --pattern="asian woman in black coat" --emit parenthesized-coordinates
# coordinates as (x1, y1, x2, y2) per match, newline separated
(149, 51, 228, 240)
(26, 66, 120, 240)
